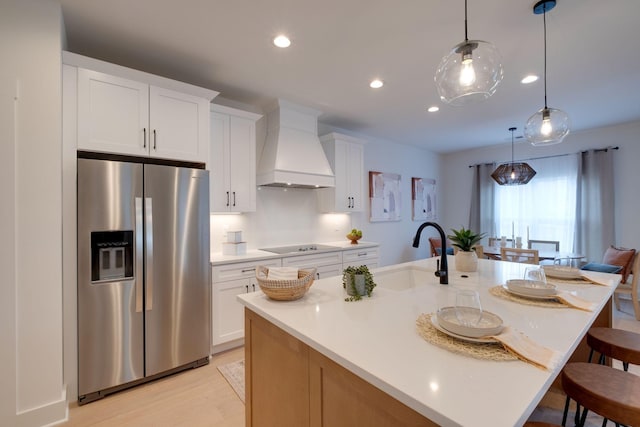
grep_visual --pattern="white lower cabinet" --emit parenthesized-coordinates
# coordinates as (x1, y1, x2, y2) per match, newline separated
(210, 245, 379, 353)
(282, 251, 343, 280)
(342, 246, 379, 270)
(211, 258, 281, 353)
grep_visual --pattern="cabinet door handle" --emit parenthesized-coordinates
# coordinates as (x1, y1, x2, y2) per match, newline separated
(226, 191, 230, 207)
(245, 285, 249, 293)
(143, 128, 147, 149)
(241, 268, 256, 273)
(316, 272, 320, 279)
(153, 129, 157, 150)
(252, 283, 256, 292)
(232, 191, 236, 207)
(358, 252, 367, 257)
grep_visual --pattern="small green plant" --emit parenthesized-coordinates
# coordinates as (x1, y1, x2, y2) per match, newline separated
(447, 226, 486, 252)
(342, 265, 376, 302)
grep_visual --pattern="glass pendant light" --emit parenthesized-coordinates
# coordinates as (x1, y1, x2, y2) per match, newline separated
(524, 0, 570, 146)
(491, 127, 536, 185)
(434, 0, 504, 106)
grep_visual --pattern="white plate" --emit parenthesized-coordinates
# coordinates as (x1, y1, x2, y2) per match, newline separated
(430, 314, 499, 344)
(507, 279, 557, 296)
(543, 265, 582, 279)
(436, 307, 504, 338)
(502, 285, 559, 301)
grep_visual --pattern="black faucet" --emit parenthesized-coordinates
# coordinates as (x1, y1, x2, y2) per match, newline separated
(412, 222, 449, 285)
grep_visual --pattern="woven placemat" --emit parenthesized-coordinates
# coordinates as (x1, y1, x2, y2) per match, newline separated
(416, 313, 517, 362)
(489, 286, 565, 308)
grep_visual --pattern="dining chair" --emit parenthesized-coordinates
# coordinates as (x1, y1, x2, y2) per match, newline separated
(488, 237, 513, 247)
(613, 252, 640, 320)
(528, 239, 560, 252)
(500, 247, 539, 264)
(428, 237, 453, 257)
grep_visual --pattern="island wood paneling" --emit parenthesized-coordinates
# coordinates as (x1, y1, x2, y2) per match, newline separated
(245, 309, 435, 427)
(245, 308, 310, 427)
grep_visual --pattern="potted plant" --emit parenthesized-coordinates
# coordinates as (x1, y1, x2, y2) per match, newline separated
(447, 226, 486, 272)
(342, 265, 376, 301)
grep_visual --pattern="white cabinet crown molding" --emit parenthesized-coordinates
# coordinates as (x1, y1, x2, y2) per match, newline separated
(211, 103, 262, 120)
(63, 51, 219, 101)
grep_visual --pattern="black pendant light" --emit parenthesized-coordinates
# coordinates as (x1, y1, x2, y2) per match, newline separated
(524, 0, 570, 145)
(434, 0, 504, 106)
(491, 127, 536, 185)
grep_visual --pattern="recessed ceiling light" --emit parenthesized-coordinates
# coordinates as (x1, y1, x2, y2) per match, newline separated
(427, 106, 440, 113)
(273, 35, 291, 48)
(369, 79, 384, 89)
(521, 75, 539, 84)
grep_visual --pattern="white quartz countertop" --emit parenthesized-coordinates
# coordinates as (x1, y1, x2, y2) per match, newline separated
(237, 258, 619, 427)
(210, 240, 379, 265)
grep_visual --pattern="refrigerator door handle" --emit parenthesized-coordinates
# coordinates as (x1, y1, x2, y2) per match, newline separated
(145, 197, 154, 311)
(135, 197, 144, 312)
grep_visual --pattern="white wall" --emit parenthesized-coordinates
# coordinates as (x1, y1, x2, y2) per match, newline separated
(0, 1, 67, 426)
(211, 133, 442, 267)
(441, 120, 640, 259)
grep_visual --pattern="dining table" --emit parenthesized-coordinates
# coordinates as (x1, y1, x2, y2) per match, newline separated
(482, 245, 585, 263)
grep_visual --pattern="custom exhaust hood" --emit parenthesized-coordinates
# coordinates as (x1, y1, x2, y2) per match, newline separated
(257, 99, 335, 189)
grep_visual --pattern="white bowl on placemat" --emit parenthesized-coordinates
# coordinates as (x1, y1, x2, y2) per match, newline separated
(507, 279, 557, 297)
(436, 307, 503, 338)
(543, 265, 581, 279)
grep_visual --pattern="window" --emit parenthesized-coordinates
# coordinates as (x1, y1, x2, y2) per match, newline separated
(493, 154, 578, 253)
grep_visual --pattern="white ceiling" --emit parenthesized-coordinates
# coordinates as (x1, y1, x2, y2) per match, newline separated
(59, 0, 640, 153)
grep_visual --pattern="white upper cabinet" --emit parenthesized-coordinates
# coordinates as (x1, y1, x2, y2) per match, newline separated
(66, 51, 218, 164)
(149, 86, 210, 162)
(317, 132, 366, 212)
(209, 104, 262, 213)
(77, 70, 150, 157)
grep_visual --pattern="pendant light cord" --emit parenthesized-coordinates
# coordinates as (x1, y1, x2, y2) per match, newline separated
(510, 128, 515, 169)
(464, 0, 469, 41)
(543, 4, 548, 109)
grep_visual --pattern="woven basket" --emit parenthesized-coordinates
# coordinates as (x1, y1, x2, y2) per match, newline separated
(256, 266, 316, 301)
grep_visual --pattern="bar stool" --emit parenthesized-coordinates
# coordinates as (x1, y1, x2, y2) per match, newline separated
(562, 363, 640, 426)
(561, 327, 640, 426)
(587, 327, 640, 370)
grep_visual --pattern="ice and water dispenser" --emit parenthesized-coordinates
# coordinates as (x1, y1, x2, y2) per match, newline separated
(90, 230, 134, 282)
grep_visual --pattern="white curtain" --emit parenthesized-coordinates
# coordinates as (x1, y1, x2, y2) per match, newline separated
(493, 154, 579, 253)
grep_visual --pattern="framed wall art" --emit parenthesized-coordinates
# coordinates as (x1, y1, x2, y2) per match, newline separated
(412, 177, 436, 221)
(369, 171, 401, 222)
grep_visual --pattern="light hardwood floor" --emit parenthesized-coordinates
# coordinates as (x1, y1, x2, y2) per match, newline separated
(58, 302, 640, 427)
(58, 347, 245, 427)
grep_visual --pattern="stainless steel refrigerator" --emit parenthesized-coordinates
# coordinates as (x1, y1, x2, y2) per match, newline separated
(77, 155, 211, 404)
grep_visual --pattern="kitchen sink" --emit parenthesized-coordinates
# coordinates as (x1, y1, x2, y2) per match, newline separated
(372, 265, 434, 291)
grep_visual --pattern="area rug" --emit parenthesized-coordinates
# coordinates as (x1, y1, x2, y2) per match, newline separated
(217, 359, 245, 404)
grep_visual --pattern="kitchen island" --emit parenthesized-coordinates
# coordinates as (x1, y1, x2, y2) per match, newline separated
(237, 258, 618, 426)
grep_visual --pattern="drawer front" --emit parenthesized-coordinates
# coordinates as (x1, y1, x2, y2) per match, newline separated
(282, 251, 343, 268)
(342, 247, 379, 264)
(212, 258, 281, 282)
